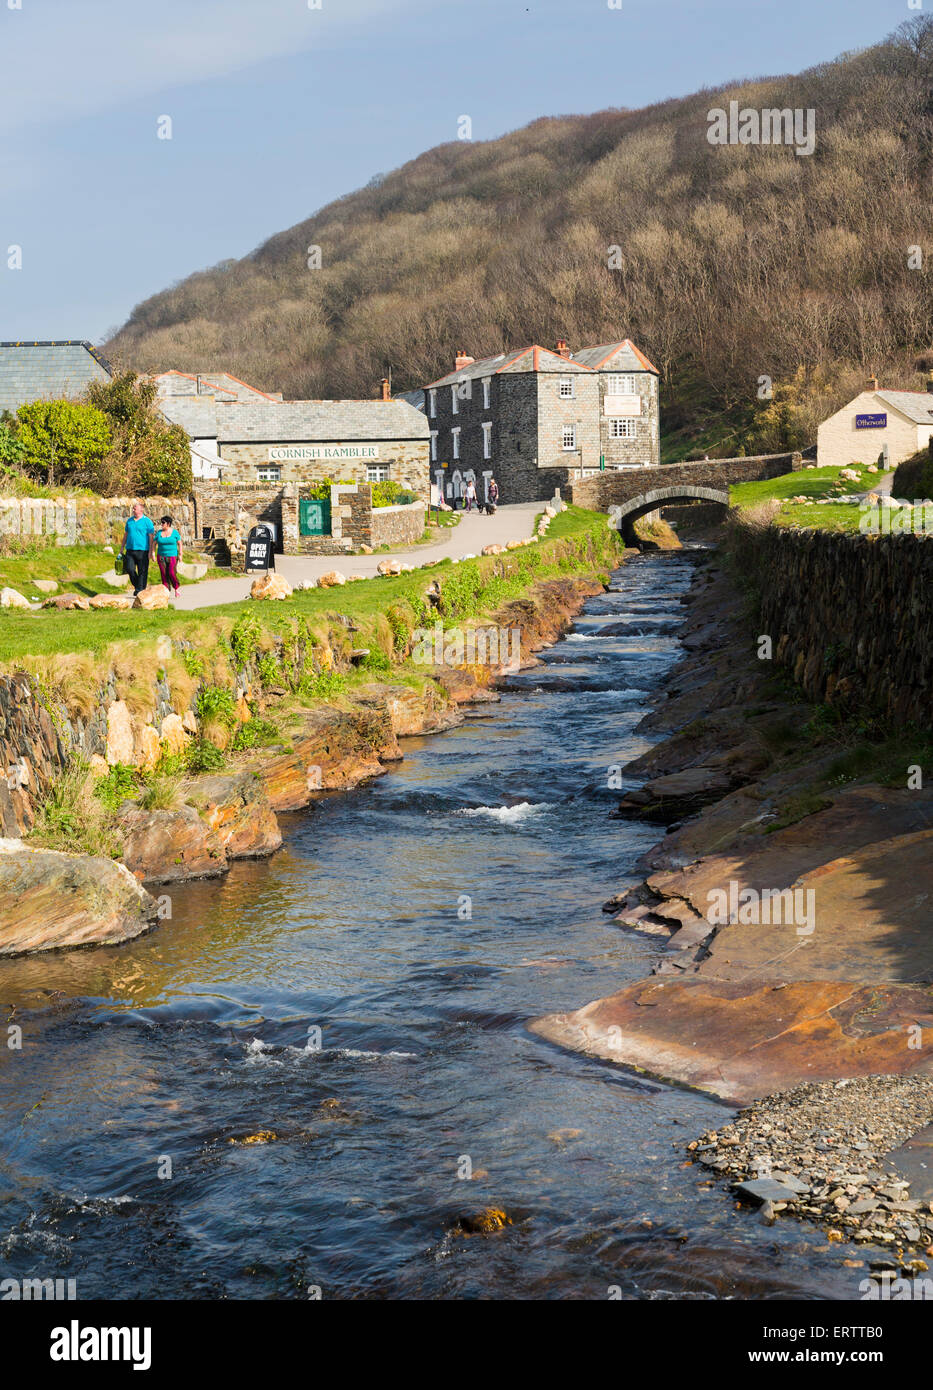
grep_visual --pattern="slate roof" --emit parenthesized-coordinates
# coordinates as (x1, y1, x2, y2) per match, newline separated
(875, 390, 933, 425)
(213, 399, 430, 443)
(0, 340, 113, 414)
(425, 338, 658, 389)
(158, 396, 222, 438)
(571, 340, 659, 374)
(395, 388, 425, 412)
(150, 369, 278, 402)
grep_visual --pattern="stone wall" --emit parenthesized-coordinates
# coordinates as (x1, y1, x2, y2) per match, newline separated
(216, 439, 430, 499)
(569, 452, 802, 511)
(748, 528, 933, 727)
(0, 674, 68, 836)
(0, 495, 195, 549)
(371, 500, 426, 548)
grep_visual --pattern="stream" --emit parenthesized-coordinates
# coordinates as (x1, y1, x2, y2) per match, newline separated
(0, 553, 860, 1299)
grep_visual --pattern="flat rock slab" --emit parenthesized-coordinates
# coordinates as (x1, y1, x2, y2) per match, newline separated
(0, 839, 158, 955)
(734, 1177, 807, 1204)
(530, 976, 933, 1105)
(883, 1123, 933, 1203)
(698, 829, 933, 986)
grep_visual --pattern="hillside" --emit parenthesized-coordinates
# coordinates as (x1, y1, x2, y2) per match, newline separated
(106, 17, 933, 460)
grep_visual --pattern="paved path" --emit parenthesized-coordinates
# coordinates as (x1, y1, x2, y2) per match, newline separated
(172, 502, 542, 611)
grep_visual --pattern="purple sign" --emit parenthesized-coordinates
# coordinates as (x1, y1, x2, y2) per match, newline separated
(855, 413, 887, 429)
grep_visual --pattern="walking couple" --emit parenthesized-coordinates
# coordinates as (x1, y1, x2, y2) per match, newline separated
(120, 501, 184, 597)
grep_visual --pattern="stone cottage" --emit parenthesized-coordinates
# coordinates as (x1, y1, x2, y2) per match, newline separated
(422, 338, 661, 504)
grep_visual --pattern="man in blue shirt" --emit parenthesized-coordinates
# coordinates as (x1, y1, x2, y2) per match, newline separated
(120, 501, 155, 595)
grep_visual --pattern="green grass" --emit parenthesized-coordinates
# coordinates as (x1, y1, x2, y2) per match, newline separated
(0, 542, 118, 596)
(0, 507, 620, 667)
(729, 462, 892, 531)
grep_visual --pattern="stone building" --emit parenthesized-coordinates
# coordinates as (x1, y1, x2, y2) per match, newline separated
(422, 338, 660, 504)
(817, 376, 933, 470)
(157, 374, 430, 495)
(0, 340, 113, 414)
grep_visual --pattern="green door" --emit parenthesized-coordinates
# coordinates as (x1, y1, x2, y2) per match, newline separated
(299, 498, 331, 536)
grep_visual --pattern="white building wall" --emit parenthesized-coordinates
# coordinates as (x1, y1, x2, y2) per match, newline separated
(817, 391, 928, 469)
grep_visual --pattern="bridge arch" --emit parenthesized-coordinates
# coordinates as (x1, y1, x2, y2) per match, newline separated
(608, 486, 729, 542)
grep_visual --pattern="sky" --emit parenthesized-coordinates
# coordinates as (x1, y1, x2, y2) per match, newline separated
(0, 0, 917, 344)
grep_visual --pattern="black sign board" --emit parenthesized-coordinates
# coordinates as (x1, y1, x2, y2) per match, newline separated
(245, 524, 276, 571)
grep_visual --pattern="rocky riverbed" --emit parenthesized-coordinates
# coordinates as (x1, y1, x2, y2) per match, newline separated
(688, 1074, 933, 1259)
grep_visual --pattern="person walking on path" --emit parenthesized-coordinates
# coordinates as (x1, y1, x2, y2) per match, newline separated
(155, 515, 183, 595)
(120, 501, 155, 595)
(486, 478, 499, 514)
(464, 477, 477, 513)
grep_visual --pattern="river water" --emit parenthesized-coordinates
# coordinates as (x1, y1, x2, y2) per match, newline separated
(0, 554, 861, 1300)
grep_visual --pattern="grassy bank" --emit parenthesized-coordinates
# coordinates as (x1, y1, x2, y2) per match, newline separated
(8, 503, 622, 710)
(728, 462, 925, 532)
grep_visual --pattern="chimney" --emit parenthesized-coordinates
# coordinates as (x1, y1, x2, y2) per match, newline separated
(454, 350, 475, 371)
(867, 374, 878, 392)
(380, 377, 391, 402)
(555, 338, 570, 358)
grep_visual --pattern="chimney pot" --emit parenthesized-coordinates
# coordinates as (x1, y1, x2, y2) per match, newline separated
(556, 338, 570, 358)
(454, 350, 475, 371)
(868, 375, 878, 392)
(380, 377, 391, 401)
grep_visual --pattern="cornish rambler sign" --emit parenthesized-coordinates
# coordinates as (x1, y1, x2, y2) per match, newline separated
(855, 414, 887, 430)
(269, 445, 380, 461)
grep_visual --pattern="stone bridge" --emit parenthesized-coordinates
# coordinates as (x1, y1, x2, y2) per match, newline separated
(608, 485, 730, 541)
(569, 451, 802, 517)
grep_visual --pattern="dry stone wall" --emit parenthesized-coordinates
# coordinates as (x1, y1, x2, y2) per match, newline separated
(751, 529, 932, 727)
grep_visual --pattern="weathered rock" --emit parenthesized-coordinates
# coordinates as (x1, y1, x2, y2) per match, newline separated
(159, 712, 189, 757)
(89, 592, 133, 610)
(250, 572, 293, 601)
(133, 585, 170, 610)
(482, 544, 504, 556)
(377, 559, 402, 576)
(119, 804, 227, 883)
(318, 570, 347, 588)
(176, 560, 208, 580)
(106, 700, 135, 765)
(251, 708, 393, 810)
(31, 579, 58, 594)
(136, 725, 162, 771)
(0, 839, 158, 955)
(0, 587, 30, 609)
(530, 977, 933, 1106)
(43, 592, 90, 610)
(99, 568, 131, 589)
(185, 771, 282, 859)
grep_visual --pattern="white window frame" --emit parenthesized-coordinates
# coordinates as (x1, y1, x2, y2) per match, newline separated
(607, 373, 636, 396)
(482, 377, 491, 409)
(429, 430, 438, 462)
(366, 463, 390, 482)
(610, 418, 637, 439)
(558, 375, 574, 399)
(451, 426, 461, 460)
(481, 421, 492, 460)
(428, 388, 437, 418)
(256, 463, 281, 482)
(451, 384, 459, 415)
(561, 425, 576, 451)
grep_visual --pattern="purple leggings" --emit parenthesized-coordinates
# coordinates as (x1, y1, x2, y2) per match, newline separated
(158, 555, 179, 592)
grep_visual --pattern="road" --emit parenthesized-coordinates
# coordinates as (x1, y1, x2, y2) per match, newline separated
(171, 501, 543, 610)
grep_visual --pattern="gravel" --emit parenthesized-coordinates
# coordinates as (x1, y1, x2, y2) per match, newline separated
(687, 1074, 933, 1256)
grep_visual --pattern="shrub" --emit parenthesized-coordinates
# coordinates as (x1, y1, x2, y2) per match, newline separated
(16, 399, 112, 487)
(186, 738, 226, 773)
(29, 762, 123, 858)
(230, 717, 280, 750)
(195, 684, 237, 725)
(94, 762, 143, 812)
(230, 611, 262, 668)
